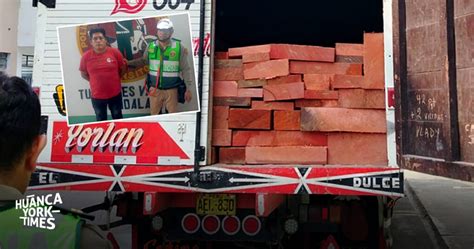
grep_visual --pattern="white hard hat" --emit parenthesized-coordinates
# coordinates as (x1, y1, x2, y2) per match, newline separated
(156, 18, 173, 30)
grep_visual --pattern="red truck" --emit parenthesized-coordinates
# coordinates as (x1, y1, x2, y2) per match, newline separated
(29, 0, 471, 248)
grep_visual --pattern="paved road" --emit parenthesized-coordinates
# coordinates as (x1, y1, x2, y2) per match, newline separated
(403, 170, 474, 249)
(391, 183, 439, 249)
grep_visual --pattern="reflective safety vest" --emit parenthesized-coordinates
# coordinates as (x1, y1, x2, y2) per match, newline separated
(0, 204, 82, 249)
(148, 39, 182, 90)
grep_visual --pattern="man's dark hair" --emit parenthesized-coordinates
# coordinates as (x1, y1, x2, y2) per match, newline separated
(88, 28, 106, 39)
(0, 71, 41, 171)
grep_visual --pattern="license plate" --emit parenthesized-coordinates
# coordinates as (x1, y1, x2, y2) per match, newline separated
(196, 194, 236, 216)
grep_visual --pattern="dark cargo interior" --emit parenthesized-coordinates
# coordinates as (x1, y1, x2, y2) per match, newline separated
(214, 0, 383, 51)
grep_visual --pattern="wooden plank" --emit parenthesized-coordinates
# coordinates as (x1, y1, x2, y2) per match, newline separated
(228, 109, 271, 130)
(213, 97, 251, 107)
(232, 131, 327, 147)
(290, 61, 363, 75)
(237, 79, 267, 88)
(245, 146, 327, 164)
(301, 108, 386, 133)
(338, 89, 385, 109)
(363, 33, 385, 89)
(214, 59, 243, 69)
(328, 133, 388, 165)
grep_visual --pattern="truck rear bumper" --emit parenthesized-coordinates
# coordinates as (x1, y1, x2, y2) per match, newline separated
(30, 163, 404, 197)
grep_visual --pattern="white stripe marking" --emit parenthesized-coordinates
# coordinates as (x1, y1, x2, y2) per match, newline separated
(71, 155, 93, 163)
(163, 61, 179, 66)
(162, 72, 179, 77)
(314, 182, 404, 197)
(28, 179, 112, 190)
(158, 156, 181, 165)
(228, 178, 281, 183)
(37, 165, 113, 179)
(114, 156, 137, 164)
(147, 176, 190, 183)
(308, 169, 402, 182)
(453, 186, 474, 189)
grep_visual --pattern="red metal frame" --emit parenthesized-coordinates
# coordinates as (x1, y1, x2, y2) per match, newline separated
(255, 193, 285, 217)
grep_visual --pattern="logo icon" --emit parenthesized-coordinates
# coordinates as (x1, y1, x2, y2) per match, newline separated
(111, 0, 148, 15)
(16, 193, 63, 230)
(170, 51, 176, 58)
(53, 84, 66, 116)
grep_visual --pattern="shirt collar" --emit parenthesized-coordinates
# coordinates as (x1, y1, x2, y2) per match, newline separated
(0, 184, 24, 201)
(156, 40, 173, 50)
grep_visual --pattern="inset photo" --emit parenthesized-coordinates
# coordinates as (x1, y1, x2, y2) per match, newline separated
(57, 13, 199, 125)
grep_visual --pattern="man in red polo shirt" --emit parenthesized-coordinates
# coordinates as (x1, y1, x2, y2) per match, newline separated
(80, 28, 126, 121)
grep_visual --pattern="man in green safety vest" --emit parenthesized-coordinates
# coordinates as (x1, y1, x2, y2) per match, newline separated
(128, 18, 194, 115)
(0, 72, 112, 249)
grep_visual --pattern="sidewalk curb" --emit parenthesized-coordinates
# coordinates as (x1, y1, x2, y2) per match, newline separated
(404, 179, 449, 249)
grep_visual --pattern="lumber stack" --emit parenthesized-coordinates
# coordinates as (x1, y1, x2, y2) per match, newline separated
(212, 33, 387, 165)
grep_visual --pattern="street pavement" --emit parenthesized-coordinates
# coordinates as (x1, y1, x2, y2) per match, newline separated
(391, 180, 440, 249)
(396, 170, 474, 249)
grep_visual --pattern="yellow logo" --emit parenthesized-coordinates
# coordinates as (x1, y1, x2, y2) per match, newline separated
(53, 84, 66, 116)
(170, 51, 176, 58)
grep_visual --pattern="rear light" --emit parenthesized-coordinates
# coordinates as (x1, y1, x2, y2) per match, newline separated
(242, 215, 261, 236)
(202, 215, 220, 235)
(222, 216, 240, 235)
(151, 215, 163, 231)
(322, 207, 329, 221)
(182, 213, 200, 234)
(387, 87, 395, 108)
(284, 218, 298, 234)
(320, 235, 340, 249)
(329, 205, 341, 223)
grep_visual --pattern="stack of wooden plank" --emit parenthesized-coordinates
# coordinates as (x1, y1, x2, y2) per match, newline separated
(211, 33, 387, 166)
